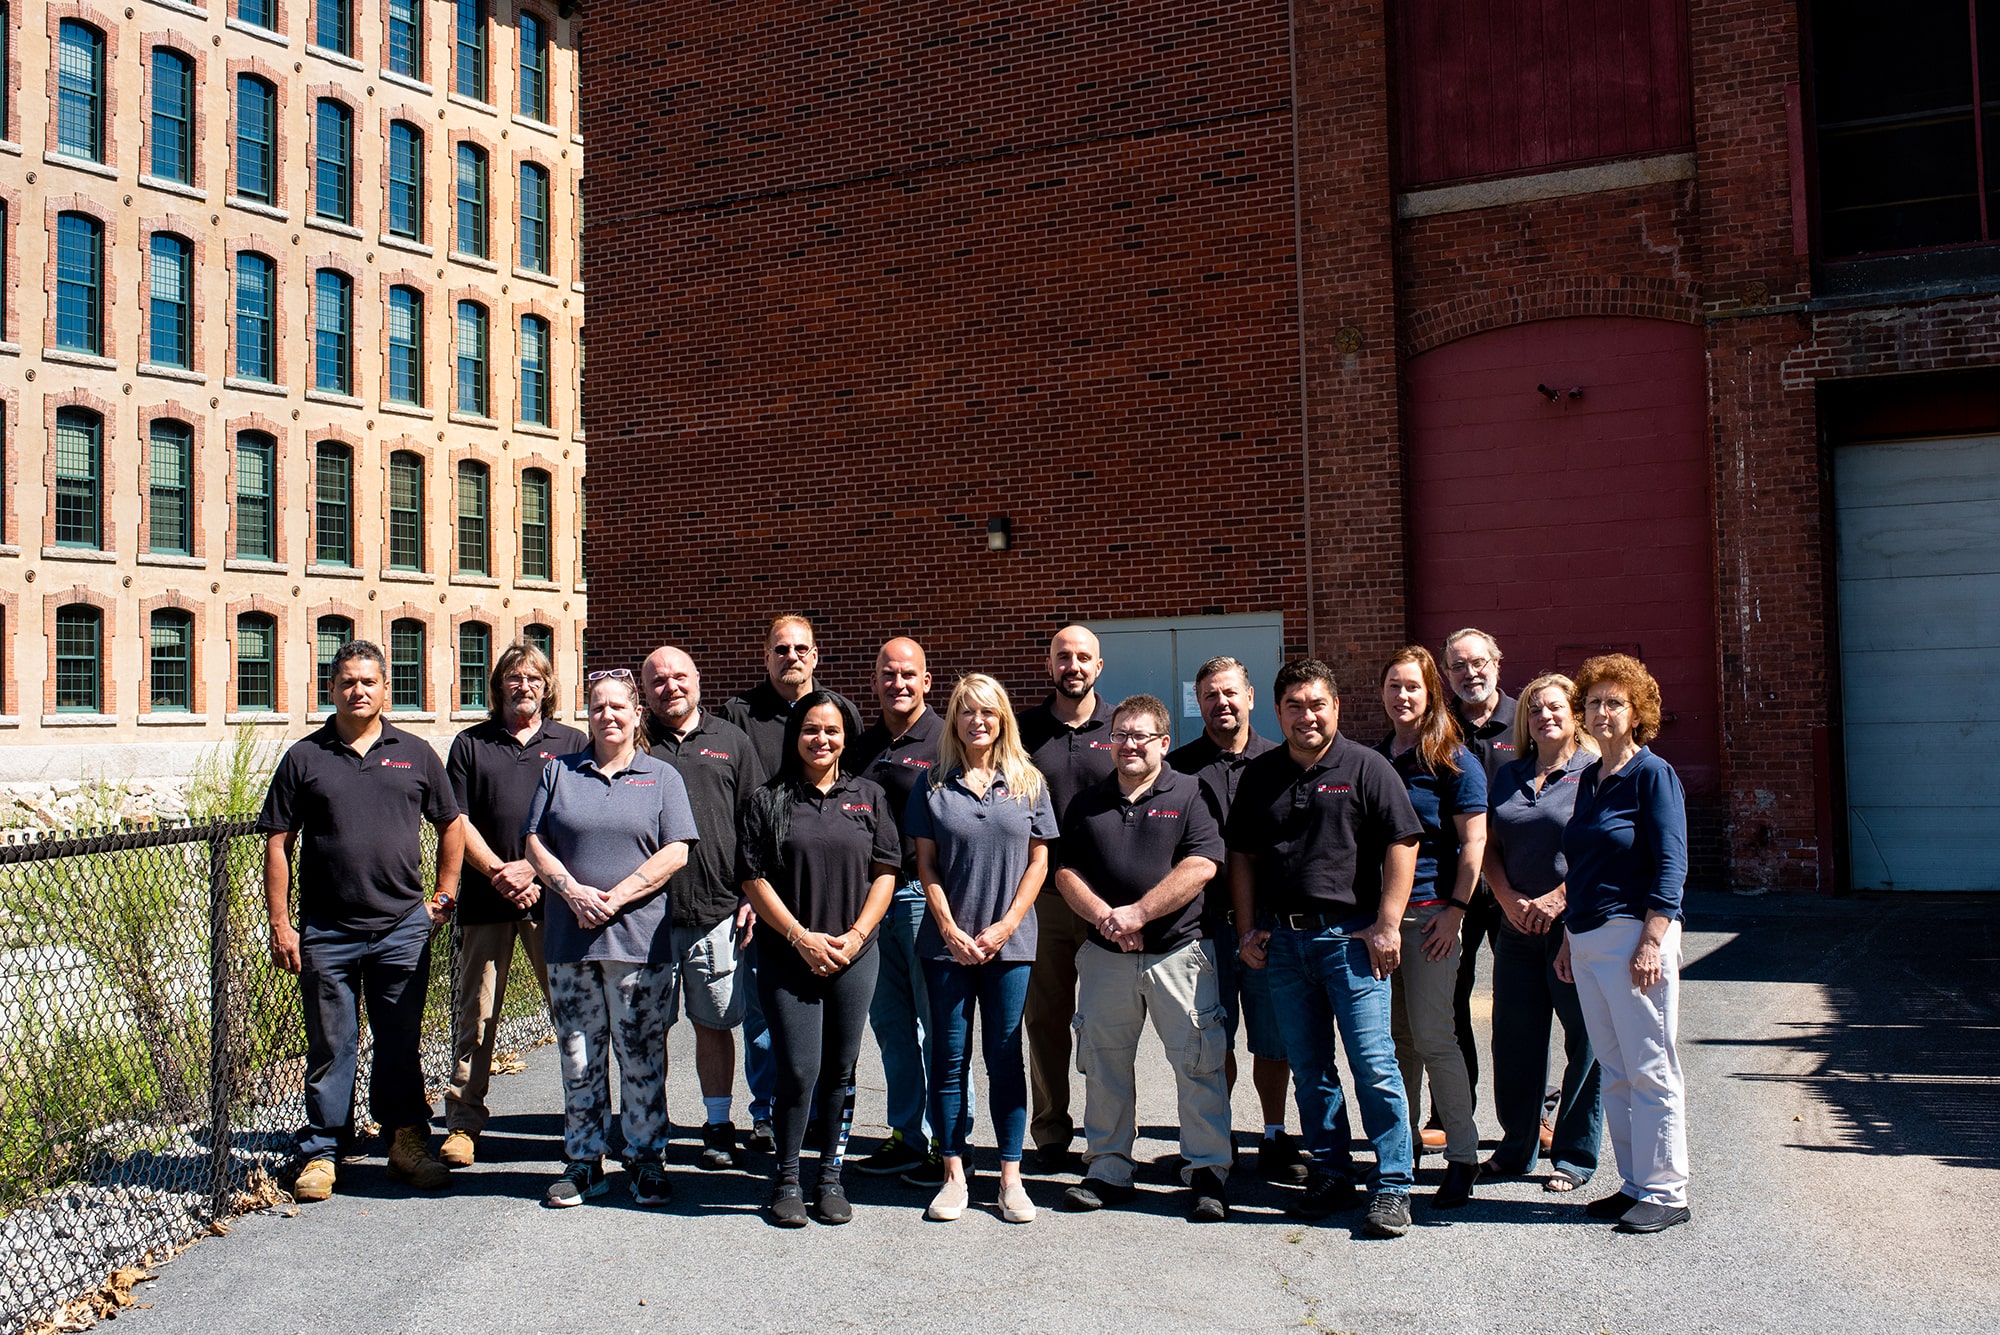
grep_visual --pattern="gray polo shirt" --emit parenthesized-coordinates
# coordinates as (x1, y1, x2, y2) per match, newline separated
(1486, 749, 1591, 902)
(523, 748, 700, 965)
(903, 767, 1058, 963)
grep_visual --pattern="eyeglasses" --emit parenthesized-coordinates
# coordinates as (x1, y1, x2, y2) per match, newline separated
(1584, 697, 1631, 713)
(769, 644, 814, 658)
(1446, 657, 1494, 674)
(1108, 730, 1167, 746)
(502, 673, 547, 688)
(587, 669, 635, 682)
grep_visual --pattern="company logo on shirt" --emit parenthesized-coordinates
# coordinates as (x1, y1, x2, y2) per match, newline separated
(1088, 741, 1115, 751)
(1145, 807, 1181, 819)
(1494, 741, 1516, 752)
(841, 802, 874, 814)
(1316, 783, 1351, 794)
(1561, 774, 1581, 784)
(697, 747, 732, 760)
(898, 756, 935, 769)
(624, 777, 658, 786)
(538, 751, 555, 759)
(380, 759, 412, 769)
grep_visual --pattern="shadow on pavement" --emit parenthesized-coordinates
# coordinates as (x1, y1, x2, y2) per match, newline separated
(1682, 890, 2000, 1171)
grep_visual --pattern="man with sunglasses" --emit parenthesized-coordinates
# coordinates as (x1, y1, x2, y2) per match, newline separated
(1054, 695, 1232, 1222)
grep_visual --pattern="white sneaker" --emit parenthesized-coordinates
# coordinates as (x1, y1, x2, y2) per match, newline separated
(999, 1181, 1036, 1224)
(926, 1177, 969, 1221)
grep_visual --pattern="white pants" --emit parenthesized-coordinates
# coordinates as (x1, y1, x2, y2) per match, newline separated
(1569, 917, 1689, 1207)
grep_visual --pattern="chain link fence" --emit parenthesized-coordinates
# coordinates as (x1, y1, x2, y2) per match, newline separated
(0, 819, 553, 1334)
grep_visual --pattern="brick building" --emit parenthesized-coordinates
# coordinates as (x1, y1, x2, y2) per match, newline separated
(579, 1, 2000, 893)
(0, 0, 588, 806)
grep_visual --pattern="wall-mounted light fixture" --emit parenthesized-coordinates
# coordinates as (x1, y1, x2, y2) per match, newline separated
(1536, 383, 1585, 402)
(987, 516, 1012, 551)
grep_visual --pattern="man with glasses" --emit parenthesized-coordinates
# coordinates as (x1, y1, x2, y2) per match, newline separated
(641, 645, 766, 1170)
(1055, 695, 1232, 1221)
(438, 642, 587, 1168)
(1018, 624, 1118, 1172)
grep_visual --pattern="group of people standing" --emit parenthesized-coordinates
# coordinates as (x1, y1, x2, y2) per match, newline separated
(255, 616, 1692, 1238)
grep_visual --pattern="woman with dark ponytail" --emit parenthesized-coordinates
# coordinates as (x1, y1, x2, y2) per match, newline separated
(737, 691, 899, 1227)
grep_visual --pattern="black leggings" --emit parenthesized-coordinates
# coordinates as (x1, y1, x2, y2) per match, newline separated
(757, 942, 882, 1186)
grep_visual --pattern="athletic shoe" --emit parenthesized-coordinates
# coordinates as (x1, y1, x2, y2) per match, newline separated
(386, 1127, 451, 1190)
(438, 1130, 476, 1168)
(1616, 1201, 1691, 1234)
(291, 1157, 336, 1202)
(698, 1122, 738, 1171)
(812, 1181, 853, 1225)
(1188, 1168, 1228, 1223)
(544, 1158, 607, 1208)
(1361, 1191, 1412, 1238)
(1060, 1179, 1134, 1211)
(745, 1119, 777, 1155)
(768, 1182, 809, 1228)
(629, 1159, 673, 1206)
(852, 1130, 928, 1177)
(1288, 1172, 1357, 1220)
(900, 1153, 945, 1188)
(1257, 1130, 1309, 1185)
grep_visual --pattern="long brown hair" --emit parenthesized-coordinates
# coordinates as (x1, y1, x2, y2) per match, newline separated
(1380, 645, 1462, 775)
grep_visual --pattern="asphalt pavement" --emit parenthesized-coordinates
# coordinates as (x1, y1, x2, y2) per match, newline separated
(113, 892, 2000, 1334)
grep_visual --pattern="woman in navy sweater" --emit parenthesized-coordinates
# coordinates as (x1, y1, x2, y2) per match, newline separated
(1556, 654, 1690, 1234)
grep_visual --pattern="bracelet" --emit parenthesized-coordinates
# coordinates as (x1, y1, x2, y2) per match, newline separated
(1445, 899, 1471, 911)
(786, 924, 805, 946)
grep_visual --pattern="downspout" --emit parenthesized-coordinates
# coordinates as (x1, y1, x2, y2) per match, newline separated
(1287, 0, 1316, 655)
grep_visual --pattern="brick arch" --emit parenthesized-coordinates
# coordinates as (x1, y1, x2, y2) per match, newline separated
(226, 594, 290, 715)
(137, 590, 206, 715)
(1401, 274, 1701, 358)
(43, 585, 117, 715)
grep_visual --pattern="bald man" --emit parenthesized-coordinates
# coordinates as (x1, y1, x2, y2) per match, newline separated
(847, 637, 949, 1183)
(642, 645, 767, 1169)
(1017, 624, 1118, 1171)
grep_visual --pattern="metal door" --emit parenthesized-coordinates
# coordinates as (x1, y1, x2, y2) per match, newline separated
(1088, 614, 1284, 747)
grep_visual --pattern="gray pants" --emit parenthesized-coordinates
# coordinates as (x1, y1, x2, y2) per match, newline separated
(1073, 939, 1232, 1187)
(548, 960, 673, 1163)
(1392, 902, 1478, 1164)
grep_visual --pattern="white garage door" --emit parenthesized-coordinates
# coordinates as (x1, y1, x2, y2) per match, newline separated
(1836, 435, 2000, 890)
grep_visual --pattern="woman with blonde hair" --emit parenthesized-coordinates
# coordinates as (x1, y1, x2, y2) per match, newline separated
(903, 673, 1057, 1224)
(1376, 645, 1485, 1209)
(1482, 672, 1602, 1191)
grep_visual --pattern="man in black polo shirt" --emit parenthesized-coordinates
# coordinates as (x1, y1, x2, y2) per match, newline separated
(1165, 654, 1302, 1184)
(259, 640, 464, 1202)
(439, 641, 586, 1168)
(847, 637, 948, 1182)
(721, 614, 862, 777)
(642, 644, 766, 1169)
(1226, 659, 1422, 1238)
(1056, 694, 1231, 1222)
(1017, 623, 1117, 1171)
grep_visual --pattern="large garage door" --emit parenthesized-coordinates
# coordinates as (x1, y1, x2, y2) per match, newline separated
(1836, 435, 2000, 891)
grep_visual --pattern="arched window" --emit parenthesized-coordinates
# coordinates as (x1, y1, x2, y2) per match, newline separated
(388, 451, 425, 570)
(518, 11, 548, 122)
(520, 315, 551, 426)
(314, 99, 353, 224)
(235, 430, 277, 560)
(457, 460, 489, 575)
(148, 234, 193, 369)
(387, 286, 424, 405)
(237, 613, 277, 712)
(460, 622, 491, 711)
(55, 605, 103, 713)
(55, 213, 103, 354)
(236, 76, 277, 203)
(524, 622, 555, 663)
(150, 48, 194, 183)
(149, 420, 194, 555)
(314, 269, 353, 394)
(55, 407, 102, 549)
(455, 143, 489, 259)
(454, 0, 487, 102)
(519, 162, 550, 274)
(388, 122, 424, 239)
(455, 301, 489, 417)
(56, 21, 105, 162)
(235, 253, 276, 382)
(315, 441, 352, 566)
(149, 610, 194, 712)
(390, 618, 426, 710)
(520, 468, 553, 581)
(387, 0, 421, 78)
(315, 615, 354, 710)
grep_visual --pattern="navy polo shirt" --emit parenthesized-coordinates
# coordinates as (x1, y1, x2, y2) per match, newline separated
(257, 719, 460, 933)
(1019, 692, 1118, 866)
(1223, 735, 1422, 921)
(720, 680, 863, 780)
(1060, 767, 1226, 954)
(1452, 691, 1519, 784)
(447, 715, 588, 924)
(1167, 730, 1279, 932)
(738, 773, 901, 958)
(904, 768, 1060, 963)
(1560, 747, 1688, 934)
(1375, 741, 1487, 905)
(649, 710, 766, 931)
(522, 748, 700, 965)
(1487, 750, 1591, 900)
(851, 706, 944, 881)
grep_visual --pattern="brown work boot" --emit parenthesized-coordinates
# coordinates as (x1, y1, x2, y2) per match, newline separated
(387, 1127, 452, 1190)
(439, 1129, 477, 1168)
(293, 1156, 336, 1202)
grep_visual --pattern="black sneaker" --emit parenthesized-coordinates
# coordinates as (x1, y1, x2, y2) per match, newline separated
(811, 1181, 853, 1225)
(1257, 1130, 1310, 1185)
(768, 1181, 809, 1228)
(629, 1159, 673, 1207)
(543, 1158, 607, 1208)
(1615, 1201, 1690, 1234)
(1060, 1179, 1135, 1211)
(745, 1119, 777, 1155)
(1288, 1171, 1358, 1220)
(900, 1153, 945, 1188)
(1361, 1191, 1412, 1238)
(852, 1131, 928, 1177)
(1187, 1168, 1228, 1223)
(698, 1122, 738, 1171)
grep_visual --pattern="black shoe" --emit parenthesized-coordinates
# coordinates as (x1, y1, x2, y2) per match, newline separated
(811, 1181, 853, 1225)
(1031, 1144, 1079, 1177)
(900, 1153, 945, 1188)
(543, 1157, 607, 1208)
(698, 1122, 738, 1171)
(1187, 1168, 1227, 1223)
(745, 1119, 777, 1155)
(1615, 1201, 1690, 1234)
(1433, 1160, 1479, 1210)
(1586, 1190, 1642, 1220)
(1060, 1179, 1134, 1212)
(1257, 1130, 1311, 1185)
(852, 1131, 928, 1177)
(628, 1158, 673, 1206)
(768, 1182, 809, 1228)
(1361, 1191, 1412, 1238)
(1480, 1155, 1534, 1179)
(1288, 1172, 1358, 1221)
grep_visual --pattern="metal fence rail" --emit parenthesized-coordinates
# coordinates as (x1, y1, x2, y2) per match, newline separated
(0, 820, 553, 1334)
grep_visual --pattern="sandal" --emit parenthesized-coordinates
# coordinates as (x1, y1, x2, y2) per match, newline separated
(1544, 1167, 1588, 1193)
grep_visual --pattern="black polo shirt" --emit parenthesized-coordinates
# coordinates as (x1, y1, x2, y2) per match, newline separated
(738, 773, 901, 959)
(1167, 729, 1279, 932)
(720, 680, 864, 778)
(447, 715, 588, 923)
(1060, 767, 1226, 954)
(1452, 690, 1518, 784)
(1223, 735, 1422, 922)
(1019, 692, 1118, 866)
(257, 719, 460, 932)
(649, 710, 766, 930)
(851, 706, 944, 881)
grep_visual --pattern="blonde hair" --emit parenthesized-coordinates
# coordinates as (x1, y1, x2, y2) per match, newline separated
(1511, 672, 1599, 758)
(933, 673, 1045, 805)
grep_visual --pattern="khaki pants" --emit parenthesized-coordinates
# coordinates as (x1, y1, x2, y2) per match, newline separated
(444, 918, 549, 1134)
(1391, 902, 1477, 1163)
(1025, 893, 1092, 1150)
(1073, 939, 1232, 1188)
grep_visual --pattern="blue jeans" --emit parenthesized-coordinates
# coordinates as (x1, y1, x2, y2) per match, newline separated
(868, 881, 935, 1147)
(1491, 923, 1602, 1179)
(922, 956, 1031, 1163)
(1265, 921, 1414, 1193)
(297, 903, 436, 1158)
(741, 938, 776, 1122)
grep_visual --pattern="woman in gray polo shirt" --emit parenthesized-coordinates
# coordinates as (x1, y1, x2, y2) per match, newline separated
(524, 669, 698, 1209)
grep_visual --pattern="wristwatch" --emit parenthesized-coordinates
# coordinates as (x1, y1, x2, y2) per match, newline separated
(435, 892, 456, 912)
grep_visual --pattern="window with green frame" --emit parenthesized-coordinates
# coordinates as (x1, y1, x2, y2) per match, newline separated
(149, 610, 194, 712)
(459, 622, 491, 711)
(518, 10, 548, 122)
(390, 618, 426, 710)
(387, 285, 424, 405)
(520, 468, 552, 581)
(150, 48, 194, 183)
(148, 234, 193, 369)
(55, 408, 102, 549)
(235, 430, 276, 560)
(315, 441, 352, 566)
(55, 605, 103, 713)
(148, 419, 194, 555)
(456, 301, 489, 418)
(524, 622, 554, 664)
(455, 143, 489, 259)
(315, 615, 353, 710)
(455, 0, 487, 102)
(57, 21, 104, 162)
(55, 213, 103, 355)
(236, 613, 277, 712)
(457, 460, 489, 575)
(388, 451, 424, 569)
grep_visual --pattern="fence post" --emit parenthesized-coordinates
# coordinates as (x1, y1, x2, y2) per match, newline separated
(207, 831, 232, 1219)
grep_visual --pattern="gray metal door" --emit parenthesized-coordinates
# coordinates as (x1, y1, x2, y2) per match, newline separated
(1835, 435, 2000, 890)
(1087, 614, 1285, 748)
